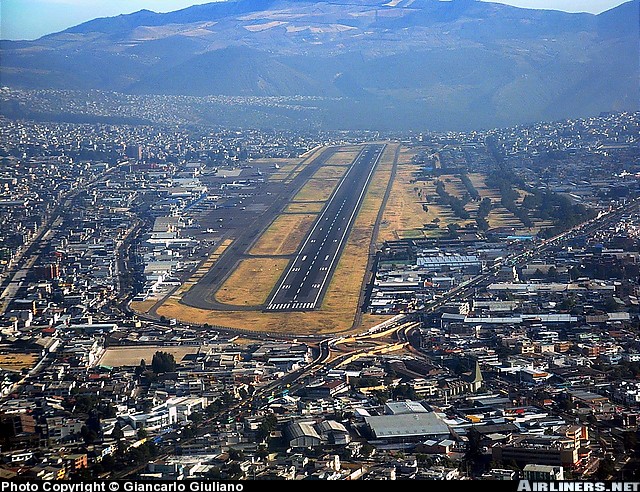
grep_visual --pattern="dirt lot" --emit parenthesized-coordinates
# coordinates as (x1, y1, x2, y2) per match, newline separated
(99, 346, 203, 368)
(0, 353, 38, 372)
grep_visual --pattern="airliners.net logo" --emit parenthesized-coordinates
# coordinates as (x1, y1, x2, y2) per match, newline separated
(518, 482, 640, 492)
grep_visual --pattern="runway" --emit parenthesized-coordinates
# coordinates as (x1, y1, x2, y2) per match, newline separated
(179, 146, 339, 311)
(265, 143, 385, 312)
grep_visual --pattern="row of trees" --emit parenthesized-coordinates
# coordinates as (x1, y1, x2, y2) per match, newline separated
(435, 180, 471, 220)
(485, 171, 534, 228)
(459, 173, 481, 201)
(485, 168, 598, 233)
(475, 197, 492, 231)
(524, 190, 598, 238)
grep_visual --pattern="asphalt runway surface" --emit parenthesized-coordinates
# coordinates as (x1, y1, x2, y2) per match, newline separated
(181, 146, 338, 310)
(265, 143, 385, 311)
(180, 143, 385, 312)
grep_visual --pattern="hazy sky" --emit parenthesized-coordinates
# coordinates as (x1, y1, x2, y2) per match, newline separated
(0, 0, 632, 40)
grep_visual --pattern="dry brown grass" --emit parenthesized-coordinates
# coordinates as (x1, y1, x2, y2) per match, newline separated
(439, 174, 468, 199)
(99, 346, 202, 367)
(468, 173, 501, 201)
(312, 166, 348, 180)
(325, 148, 361, 165)
(532, 219, 555, 233)
(378, 148, 428, 242)
(286, 202, 325, 213)
(269, 172, 291, 182)
(156, 298, 345, 334)
(154, 143, 395, 335)
(360, 313, 395, 332)
(468, 173, 532, 230)
(0, 353, 38, 372)
(228, 337, 263, 346)
(488, 207, 524, 229)
(249, 213, 317, 256)
(294, 178, 339, 202)
(376, 151, 492, 241)
(129, 299, 157, 313)
(420, 179, 474, 232)
(215, 258, 289, 306)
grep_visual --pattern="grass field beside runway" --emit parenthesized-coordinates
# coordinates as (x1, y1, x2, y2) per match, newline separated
(285, 202, 325, 213)
(215, 258, 290, 306)
(294, 177, 340, 202)
(249, 213, 317, 256)
(325, 148, 361, 165)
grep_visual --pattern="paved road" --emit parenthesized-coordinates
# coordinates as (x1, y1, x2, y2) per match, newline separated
(265, 143, 385, 312)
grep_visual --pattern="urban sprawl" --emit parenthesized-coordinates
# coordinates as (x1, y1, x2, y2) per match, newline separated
(0, 89, 639, 481)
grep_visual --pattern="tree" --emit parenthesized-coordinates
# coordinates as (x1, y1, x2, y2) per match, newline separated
(81, 425, 98, 444)
(465, 427, 482, 462)
(225, 462, 244, 480)
(361, 443, 375, 458)
(559, 397, 575, 413)
(101, 455, 116, 471)
(228, 448, 244, 461)
(135, 359, 147, 378)
(256, 413, 278, 443)
(478, 197, 492, 218)
(141, 399, 154, 412)
(205, 467, 223, 479)
(151, 351, 176, 373)
(189, 411, 204, 431)
(86, 411, 103, 440)
(595, 457, 616, 480)
(112, 423, 124, 441)
(370, 389, 390, 404)
(350, 376, 380, 388)
(181, 425, 196, 438)
(256, 446, 270, 460)
(604, 296, 620, 313)
(476, 217, 490, 231)
(392, 384, 418, 401)
(559, 295, 576, 311)
(73, 394, 99, 415)
(623, 431, 637, 453)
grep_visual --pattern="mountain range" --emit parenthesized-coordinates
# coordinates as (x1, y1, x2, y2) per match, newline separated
(1, 0, 638, 131)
